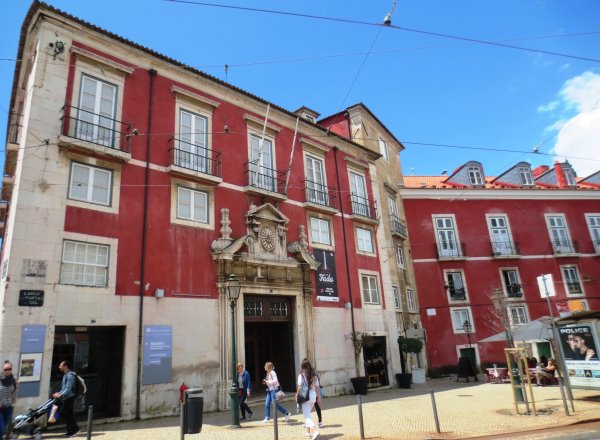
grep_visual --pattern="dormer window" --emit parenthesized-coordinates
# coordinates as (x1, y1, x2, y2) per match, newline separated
(518, 167, 534, 186)
(468, 166, 483, 185)
(564, 168, 576, 186)
(303, 114, 315, 123)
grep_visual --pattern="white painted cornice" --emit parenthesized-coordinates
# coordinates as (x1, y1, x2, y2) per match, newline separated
(399, 188, 600, 200)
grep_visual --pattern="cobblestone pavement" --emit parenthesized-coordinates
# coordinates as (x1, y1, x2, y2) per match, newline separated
(41, 377, 600, 439)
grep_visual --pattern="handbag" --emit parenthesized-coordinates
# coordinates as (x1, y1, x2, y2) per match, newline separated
(296, 374, 310, 404)
(275, 387, 286, 401)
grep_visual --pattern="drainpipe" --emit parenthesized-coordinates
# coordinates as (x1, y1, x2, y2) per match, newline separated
(136, 68, 157, 420)
(333, 147, 359, 376)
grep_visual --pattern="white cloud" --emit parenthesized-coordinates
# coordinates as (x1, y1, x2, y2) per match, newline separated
(537, 101, 559, 113)
(545, 71, 600, 176)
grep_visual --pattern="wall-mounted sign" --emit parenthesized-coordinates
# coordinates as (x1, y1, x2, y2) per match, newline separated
(314, 250, 338, 302)
(19, 290, 44, 307)
(143, 325, 173, 385)
(18, 325, 46, 398)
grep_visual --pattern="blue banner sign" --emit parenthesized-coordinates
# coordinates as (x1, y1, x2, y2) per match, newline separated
(143, 325, 173, 385)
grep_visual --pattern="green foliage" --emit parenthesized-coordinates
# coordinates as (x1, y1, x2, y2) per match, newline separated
(397, 336, 423, 354)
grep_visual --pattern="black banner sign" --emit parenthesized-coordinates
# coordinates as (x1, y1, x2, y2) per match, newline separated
(314, 250, 338, 302)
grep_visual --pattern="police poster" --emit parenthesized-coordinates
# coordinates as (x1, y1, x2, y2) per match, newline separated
(314, 250, 338, 302)
(558, 324, 600, 389)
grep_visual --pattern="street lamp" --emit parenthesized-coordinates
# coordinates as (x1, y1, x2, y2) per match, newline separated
(226, 273, 241, 428)
(463, 320, 472, 348)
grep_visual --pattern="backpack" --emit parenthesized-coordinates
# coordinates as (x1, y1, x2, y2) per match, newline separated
(71, 372, 87, 396)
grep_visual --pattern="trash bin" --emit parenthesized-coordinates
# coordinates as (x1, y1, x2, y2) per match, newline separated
(184, 388, 203, 434)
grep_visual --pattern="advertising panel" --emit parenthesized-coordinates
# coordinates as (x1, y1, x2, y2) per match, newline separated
(143, 325, 173, 385)
(558, 324, 600, 389)
(314, 249, 338, 302)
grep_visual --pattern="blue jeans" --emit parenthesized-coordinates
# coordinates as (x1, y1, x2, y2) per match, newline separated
(0, 406, 13, 435)
(265, 389, 288, 419)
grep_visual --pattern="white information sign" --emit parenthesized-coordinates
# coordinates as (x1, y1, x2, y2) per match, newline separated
(537, 274, 556, 298)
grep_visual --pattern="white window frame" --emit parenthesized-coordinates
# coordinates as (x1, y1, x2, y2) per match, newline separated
(60, 240, 109, 287)
(545, 214, 573, 254)
(249, 133, 276, 192)
(395, 244, 405, 268)
(170, 178, 214, 230)
(356, 226, 374, 254)
(349, 170, 369, 217)
(518, 166, 534, 186)
(406, 288, 417, 312)
(309, 216, 332, 247)
(360, 273, 380, 305)
(500, 267, 522, 298)
(177, 186, 208, 223)
(564, 168, 576, 186)
(468, 165, 483, 185)
(433, 214, 461, 257)
(68, 162, 113, 206)
(561, 265, 584, 296)
(450, 307, 474, 334)
(378, 137, 388, 161)
(177, 108, 209, 173)
(305, 153, 329, 205)
(585, 214, 600, 253)
(77, 74, 118, 148)
(444, 270, 468, 302)
(508, 305, 529, 326)
(486, 214, 514, 255)
(392, 285, 401, 310)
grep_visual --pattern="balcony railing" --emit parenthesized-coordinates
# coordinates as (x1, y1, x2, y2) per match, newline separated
(350, 194, 377, 220)
(449, 288, 466, 301)
(304, 179, 337, 209)
(7, 112, 22, 144)
(436, 241, 465, 258)
(390, 214, 407, 237)
(506, 284, 523, 298)
(551, 239, 578, 255)
(170, 139, 221, 178)
(245, 161, 287, 196)
(491, 240, 519, 256)
(61, 104, 132, 152)
(566, 282, 583, 295)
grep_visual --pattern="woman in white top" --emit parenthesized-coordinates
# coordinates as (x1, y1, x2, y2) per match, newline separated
(296, 358, 321, 439)
(261, 361, 292, 423)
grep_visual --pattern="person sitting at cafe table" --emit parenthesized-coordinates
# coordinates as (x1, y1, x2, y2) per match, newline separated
(536, 358, 557, 386)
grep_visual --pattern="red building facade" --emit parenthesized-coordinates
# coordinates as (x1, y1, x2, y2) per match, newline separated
(400, 160, 600, 369)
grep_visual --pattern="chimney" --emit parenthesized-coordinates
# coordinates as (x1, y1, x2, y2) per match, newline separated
(554, 161, 568, 188)
(532, 165, 550, 178)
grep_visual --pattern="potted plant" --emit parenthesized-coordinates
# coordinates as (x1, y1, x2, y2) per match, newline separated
(397, 336, 423, 388)
(345, 331, 374, 395)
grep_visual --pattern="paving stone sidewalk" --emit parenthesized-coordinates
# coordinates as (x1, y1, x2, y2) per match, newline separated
(42, 377, 600, 439)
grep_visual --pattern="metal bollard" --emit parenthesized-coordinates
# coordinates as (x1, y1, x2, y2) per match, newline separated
(273, 399, 278, 440)
(430, 390, 441, 433)
(357, 394, 365, 439)
(86, 405, 93, 440)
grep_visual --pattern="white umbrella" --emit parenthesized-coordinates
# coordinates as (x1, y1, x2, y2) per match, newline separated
(480, 316, 554, 343)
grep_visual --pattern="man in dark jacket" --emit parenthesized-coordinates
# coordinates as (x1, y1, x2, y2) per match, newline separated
(52, 360, 80, 437)
(237, 363, 253, 420)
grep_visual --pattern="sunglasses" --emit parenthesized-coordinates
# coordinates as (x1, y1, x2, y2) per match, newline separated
(3, 368, 12, 371)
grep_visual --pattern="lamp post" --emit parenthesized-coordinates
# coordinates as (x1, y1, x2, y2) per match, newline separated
(226, 273, 241, 428)
(462, 320, 472, 348)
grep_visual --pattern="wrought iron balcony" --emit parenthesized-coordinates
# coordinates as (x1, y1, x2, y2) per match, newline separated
(350, 194, 377, 220)
(304, 179, 337, 209)
(448, 287, 466, 301)
(170, 139, 221, 178)
(566, 282, 583, 295)
(436, 241, 465, 259)
(390, 214, 407, 238)
(244, 161, 287, 196)
(61, 104, 132, 152)
(506, 284, 523, 298)
(551, 239, 578, 255)
(7, 112, 22, 144)
(491, 240, 519, 257)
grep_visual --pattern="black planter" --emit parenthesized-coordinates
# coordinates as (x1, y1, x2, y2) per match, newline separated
(350, 376, 368, 395)
(396, 373, 412, 389)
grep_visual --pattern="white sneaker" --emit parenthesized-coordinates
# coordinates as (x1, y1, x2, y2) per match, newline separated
(312, 431, 320, 440)
(261, 417, 270, 423)
(318, 422, 324, 428)
(285, 412, 291, 422)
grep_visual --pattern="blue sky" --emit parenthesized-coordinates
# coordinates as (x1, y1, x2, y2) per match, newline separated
(1, 1, 599, 177)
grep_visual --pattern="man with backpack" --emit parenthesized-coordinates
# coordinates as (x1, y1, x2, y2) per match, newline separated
(52, 360, 80, 437)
